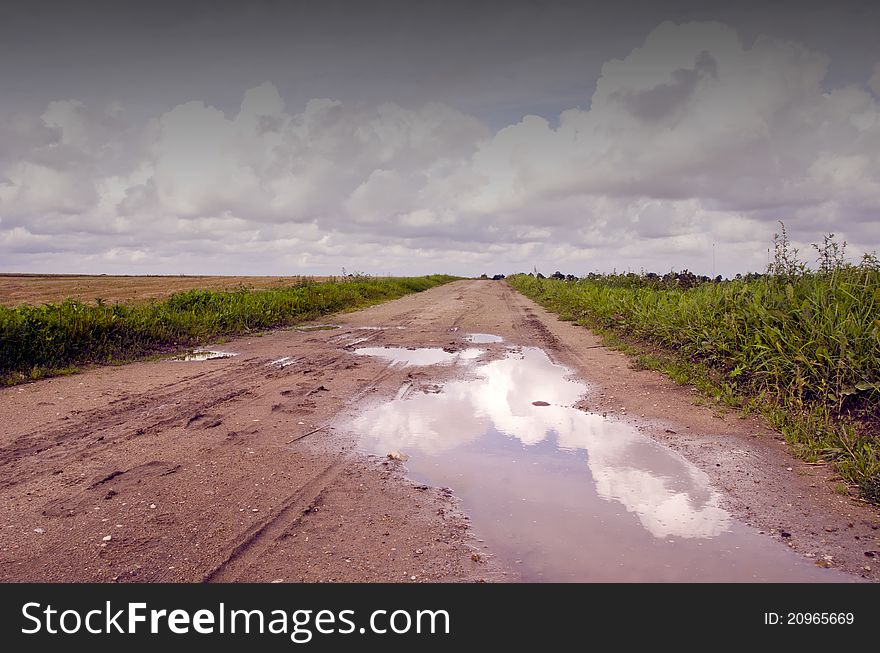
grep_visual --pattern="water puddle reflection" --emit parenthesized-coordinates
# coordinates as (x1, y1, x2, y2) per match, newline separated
(355, 326, 407, 331)
(269, 356, 297, 368)
(353, 346, 483, 367)
(295, 324, 340, 332)
(465, 333, 504, 343)
(349, 346, 846, 582)
(171, 350, 237, 361)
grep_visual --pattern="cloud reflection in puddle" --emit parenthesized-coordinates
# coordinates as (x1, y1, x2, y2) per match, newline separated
(352, 346, 730, 539)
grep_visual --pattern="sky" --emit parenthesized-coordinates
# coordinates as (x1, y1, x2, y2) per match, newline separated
(1, 0, 878, 277)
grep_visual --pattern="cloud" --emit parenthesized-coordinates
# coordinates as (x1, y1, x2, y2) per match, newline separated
(455, 21, 879, 269)
(871, 63, 880, 95)
(609, 51, 715, 122)
(465, 22, 855, 208)
(1, 21, 878, 275)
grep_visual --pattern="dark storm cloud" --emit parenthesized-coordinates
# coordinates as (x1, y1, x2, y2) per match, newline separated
(611, 50, 718, 122)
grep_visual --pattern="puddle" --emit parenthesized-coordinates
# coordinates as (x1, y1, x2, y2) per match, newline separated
(457, 348, 484, 361)
(465, 333, 504, 343)
(295, 324, 340, 332)
(171, 350, 237, 361)
(269, 356, 297, 368)
(353, 346, 483, 367)
(345, 336, 377, 348)
(354, 326, 407, 331)
(349, 347, 847, 582)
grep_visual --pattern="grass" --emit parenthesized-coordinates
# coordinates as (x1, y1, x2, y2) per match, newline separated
(508, 233, 880, 503)
(0, 275, 457, 385)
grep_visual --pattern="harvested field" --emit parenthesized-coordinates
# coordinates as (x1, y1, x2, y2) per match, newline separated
(0, 274, 331, 307)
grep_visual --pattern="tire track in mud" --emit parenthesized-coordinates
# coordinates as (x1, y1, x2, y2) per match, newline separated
(502, 285, 602, 373)
(0, 364, 265, 481)
(200, 341, 444, 581)
(502, 284, 563, 353)
(203, 455, 347, 582)
(1, 337, 431, 581)
(0, 350, 352, 487)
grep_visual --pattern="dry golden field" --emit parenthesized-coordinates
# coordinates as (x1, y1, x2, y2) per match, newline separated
(0, 274, 329, 307)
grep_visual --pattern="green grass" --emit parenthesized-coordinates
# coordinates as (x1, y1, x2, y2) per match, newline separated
(508, 258, 880, 503)
(1, 275, 457, 384)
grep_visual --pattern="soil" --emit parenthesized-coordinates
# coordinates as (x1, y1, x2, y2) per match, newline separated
(1, 280, 877, 582)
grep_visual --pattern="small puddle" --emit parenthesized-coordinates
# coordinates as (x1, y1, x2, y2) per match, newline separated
(465, 333, 504, 343)
(354, 326, 407, 331)
(344, 336, 377, 347)
(269, 356, 297, 368)
(171, 350, 237, 361)
(353, 346, 483, 367)
(349, 346, 847, 582)
(295, 324, 340, 332)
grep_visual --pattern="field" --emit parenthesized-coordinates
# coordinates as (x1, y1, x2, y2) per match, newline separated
(508, 258, 880, 502)
(0, 274, 333, 307)
(0, 274, 457, 384)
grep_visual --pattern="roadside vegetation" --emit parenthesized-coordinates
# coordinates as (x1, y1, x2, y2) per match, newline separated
(508, 227, 880, 503)
(0, 275, 456, 385)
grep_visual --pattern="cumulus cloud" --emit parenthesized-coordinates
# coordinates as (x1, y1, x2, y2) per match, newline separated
(465, 22, 879, 214)
(1, 20, 878, 275)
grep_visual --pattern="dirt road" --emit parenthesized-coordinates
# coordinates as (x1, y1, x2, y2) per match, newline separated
(1, 280, 877, 581)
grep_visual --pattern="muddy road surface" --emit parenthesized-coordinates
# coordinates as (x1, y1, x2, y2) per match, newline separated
(1, 280, 877, 582)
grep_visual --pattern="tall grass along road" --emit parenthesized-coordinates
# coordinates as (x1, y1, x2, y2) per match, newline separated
(0, 275, 456, 385)
(509, 233, 880, 503)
